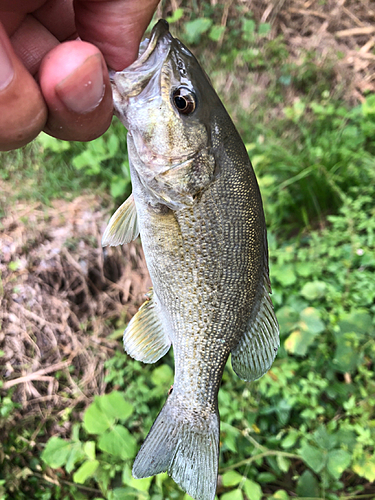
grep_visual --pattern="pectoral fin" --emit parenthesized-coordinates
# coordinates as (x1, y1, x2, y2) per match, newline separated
(124, 290, 171, 363)
(231, 275, 279, 381)
(102, 194, 139, 247)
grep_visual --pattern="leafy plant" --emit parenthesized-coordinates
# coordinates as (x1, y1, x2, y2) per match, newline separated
(249, 94, 375, 231)
(1, 4, 375, 499)
(38, 185, 375, 498)
(37, 117, 132, 202)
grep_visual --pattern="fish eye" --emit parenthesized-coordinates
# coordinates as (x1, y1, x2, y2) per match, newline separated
(172, 87, 196, 115)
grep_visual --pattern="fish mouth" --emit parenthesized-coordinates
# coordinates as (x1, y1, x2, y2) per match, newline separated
(110, 19, 172, 100)
(132, 19, 171, 69)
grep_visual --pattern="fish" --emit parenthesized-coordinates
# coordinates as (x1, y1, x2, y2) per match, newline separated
(102, 19, 279, 500)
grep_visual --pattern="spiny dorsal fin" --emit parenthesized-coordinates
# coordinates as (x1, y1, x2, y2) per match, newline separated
(124, 289, 171, 364)
(102, 194, 139, 247)
(231, 274, 279, 381)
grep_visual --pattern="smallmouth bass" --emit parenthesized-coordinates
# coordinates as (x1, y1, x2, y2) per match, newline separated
(103, 19, 279, 500)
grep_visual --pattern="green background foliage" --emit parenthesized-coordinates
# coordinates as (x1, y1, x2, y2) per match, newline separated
(1, 3, 375, 500)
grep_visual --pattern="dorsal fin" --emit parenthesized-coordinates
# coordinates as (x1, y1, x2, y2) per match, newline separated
(231, 274, 279, 381)
(102, 194, 139, 247)
(124, 289, 171, 364)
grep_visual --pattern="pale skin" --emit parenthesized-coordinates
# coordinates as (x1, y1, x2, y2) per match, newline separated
(0, 0, 160, 151)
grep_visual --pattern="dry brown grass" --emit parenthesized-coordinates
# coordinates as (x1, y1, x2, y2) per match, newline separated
(159, 0, 375, 101)
(0, 185, 150, 421)
(273, 0, 375, 99)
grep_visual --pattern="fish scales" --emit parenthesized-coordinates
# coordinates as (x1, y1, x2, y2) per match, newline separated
(103, 19, 279, 500)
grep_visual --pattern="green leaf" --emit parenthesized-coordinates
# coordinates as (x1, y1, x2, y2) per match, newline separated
(281, 431, 299, 449)
(221, 470, 243, 487)
(84, 441, 96, 460)
(284, 328, 316, 356)
(300, 281, 327, 300)
(295, 261, 315, 278)
(353, 454, 375, 482)
(41, 437, 72, 468)
(72, 150, 95, 170)
(65, 443, 86, 474)
(209, 25, 225, 42)
(243, 479, 262, 500)
(110, 176, 129, 199)
(284, 307, 323, 355)
(107, 134, 119, 155)
(83, 392, 133, 435)
(110, 488, 137, 500)
(313, 425, 337, 450)
(38, 133, 71, 153)
(258, 23, 271, 36)
(98, 425, 137, 459)
(122, 464, 152, 491)
(276, 306, 299, 335)
(83, 399, 115, 435)
(73, 459, 99, 484)
(335, 429, 357, 451)
(299, 442, 326, 473)
(333, 340, 363, 373)
(184, 18, 213, 45)
(221, 422, 241, 453)
(166, 8, 184, 24)
(276, 454, 290, 472)
(362, 94, 375, 116)
(242, 19, 256, 34)
(337, 310, 373, 336)
(327, 449, 351, 479)
(151, 365, 173, 387)
(8, 260, 21, 271)
(98, 392, 134, 421)
(296, 470, 320, 497)
(299, 307, 325, 334)
(271, 491, 289, 500)
(271, 264, 297, 286)
(257, 472, 276, 482)
(221, 488, 243, 500)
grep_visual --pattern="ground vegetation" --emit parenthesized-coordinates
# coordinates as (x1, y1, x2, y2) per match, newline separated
(1, 1, 375, 499)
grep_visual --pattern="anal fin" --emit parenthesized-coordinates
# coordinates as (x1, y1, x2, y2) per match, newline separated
(102, 193, 139, 247)
(124, 289, 171, 363)
(231, 274, 279, 381)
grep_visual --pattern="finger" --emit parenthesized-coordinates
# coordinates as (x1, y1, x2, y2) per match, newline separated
(74, 0, 160, 70)
(10, 14, 59, 75)
(0, 0, 76, 41)
(0, 10, 25, 35)
(0, 22, 47, 151)
(33, 0, 77, 42)
(0, 1, 46, 13)
(39, 40, 113, 141)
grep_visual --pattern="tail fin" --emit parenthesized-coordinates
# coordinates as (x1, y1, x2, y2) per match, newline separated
(132, 393, 219, 500)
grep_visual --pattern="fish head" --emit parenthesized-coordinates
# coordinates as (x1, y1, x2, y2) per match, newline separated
(111, 20, 220, 208)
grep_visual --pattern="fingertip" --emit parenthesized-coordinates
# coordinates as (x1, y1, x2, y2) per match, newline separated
(39, 40, 113, 141)
(0, 23, 47, 151)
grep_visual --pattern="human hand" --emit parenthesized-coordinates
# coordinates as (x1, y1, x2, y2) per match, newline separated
(0, 0, 160, 151)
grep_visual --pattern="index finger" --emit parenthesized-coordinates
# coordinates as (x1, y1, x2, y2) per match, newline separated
(73, 0, 160, 70)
